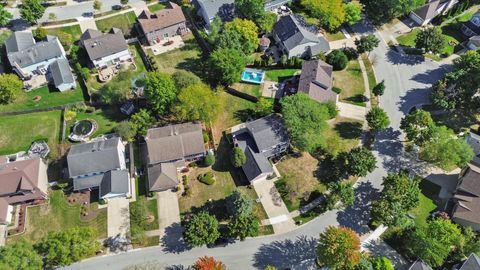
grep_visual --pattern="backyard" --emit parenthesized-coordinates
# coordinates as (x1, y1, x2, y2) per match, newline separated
(7, 190, 107, 244)
(333, 59, 366, 106)
(0, 85, 84, 113)
(95, 11, 138, 37)
(265, 68, 299, 82)
(0, 110, 62, 157)
(67, 107, 126, 139)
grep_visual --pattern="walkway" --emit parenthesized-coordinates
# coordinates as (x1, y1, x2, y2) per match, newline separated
(107, 198, 130, 240)
(253, 179, 296, 234)
(337, 102, 367, 121)
(77, 17, 97, 32)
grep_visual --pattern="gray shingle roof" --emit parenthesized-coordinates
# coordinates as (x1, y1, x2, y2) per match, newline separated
(6, 33, 64, 68)
(80, 28, 129, 61)
(412, 0, 442, 21)
(196, 0, 235, 21)
(273, 15, 330, 53)
(242, 145, 273, 181)
(67, 138, 123, 177)
(99, 170, 130, 197)
(298, 59, 337, 103)
(466, 132, 480, 166)
(453, 165, 480, 226)
(464, 12, 480, 36)
(5, 31, 35, 54)
(73, 174, 104, 190)
(408, 260, 433, 270)
(145, 122, 205, 164)
(49, 59, 75, 88)
(147, 163, 178, 191)
(245, 114, 289, 154)
(459, 253, 480, 270)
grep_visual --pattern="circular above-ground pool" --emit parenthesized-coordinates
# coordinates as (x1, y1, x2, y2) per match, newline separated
(70, 120, 97, 141)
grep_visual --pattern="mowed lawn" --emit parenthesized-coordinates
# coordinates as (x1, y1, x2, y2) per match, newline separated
(0, 85, 84, 113)
(46, 25, 82, 40)
(8, 190, 107, 244)
(67, 108, 126, 138)
(333, 60, 366, 106)
(265, 68, 299, 82)
(96, 11, 137, 37)
(148, 2, 165, 12)
(0, 110, 62, 156)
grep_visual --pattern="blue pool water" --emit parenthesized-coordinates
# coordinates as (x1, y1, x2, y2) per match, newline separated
(241, 69, 265, 84)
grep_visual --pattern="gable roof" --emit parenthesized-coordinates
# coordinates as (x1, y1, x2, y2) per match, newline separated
(80, 28, 129, 61)
(147, 163, 178, 191)
(99, 170, 130, 198)
(138, 2, 185, 34)
(240, 143, 273, 181)
(67, 137, 124, 177)
(50, 59, 75, 87)
(273, 15, 330, 53)
(412, 0, 442, 21)
(469, 36, 480, 47)
(453, 165, 480, 225)
(196, 0, 235, 21)
(145, 122, 205, 164)
(466, 132, 480, 166)
(298, 59, 337, 103)
(0, 158, 43, 197)
(459, 253, 480, 270)
(6, 33, 64, 68)
(408, 260, 434, 270)
(464, 11, 480, 36)
(245, 114, 289, 153)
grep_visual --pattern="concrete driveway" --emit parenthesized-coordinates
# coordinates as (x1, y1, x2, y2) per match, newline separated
(253, 179, 296, 234)
(337, 102, 367, 121)
(156, 190, 182, 243)
(107, 197, 130, 240)
(78, 17, 97, 32)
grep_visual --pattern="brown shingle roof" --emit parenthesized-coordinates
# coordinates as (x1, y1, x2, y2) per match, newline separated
(298, 59, 337, 103)
(80, 28, 129, 61)
(138, 2, 185, 34)
(453, 166, 480, 225)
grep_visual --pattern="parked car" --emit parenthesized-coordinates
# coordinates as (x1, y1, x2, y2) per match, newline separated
(112, 5, 122, 10)
(82, 12, 94, 17)
(207, 237, 230, 248)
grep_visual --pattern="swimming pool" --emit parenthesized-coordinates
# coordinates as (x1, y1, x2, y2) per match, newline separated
(241, 69, 265, 84)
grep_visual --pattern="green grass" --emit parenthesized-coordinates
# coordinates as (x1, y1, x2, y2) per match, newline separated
(265, 68, 299, 82)
(0, 85, 84, 113)
(231, 82, 261, 98)
(0, 29, 12, 67)
(67, 108, 125, 138)
(324, 31, 345, 42)
(7, 190, 107, 244)
(0, 110, 62, 157)
(408, 192, 437, 228)
(130, 198, 159, 231)
(46, 25, 82, 40)
(95, 11, 138, 37)
(148, 3, 165, 12)
(333, 60, 366, 106)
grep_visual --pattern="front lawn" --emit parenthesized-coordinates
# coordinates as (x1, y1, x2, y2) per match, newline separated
(333, 59, 366, 106)
(7, 190, 107, 244)
(0, 85, 84, 113)
(265, 68, 299, 82)
(46, 25, 82, 50)
(0, 110, 62, 157)
(67, 108, 126, 138)
(96, 11, 138, 37)
(148, 2, 165, 12)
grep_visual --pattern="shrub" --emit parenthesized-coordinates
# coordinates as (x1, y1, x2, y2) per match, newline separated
(203, 131, 210, 143)
(204, 154, 215, 166)
(326, 50, 348, 70)
(33, 27, 47, 40)
(182, 175, 188, 186)
(343, 47, 359, 60)
(184, 186, 192, 197)
(198, 172, 215, 185)
(231, 147, 247, 167)
(332, 87, 342, 94)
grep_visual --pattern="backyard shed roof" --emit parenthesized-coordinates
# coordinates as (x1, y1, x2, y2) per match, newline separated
(81, 28, 129, 61)
(138, 2, 185, 34)
(50, 59, 75, 88)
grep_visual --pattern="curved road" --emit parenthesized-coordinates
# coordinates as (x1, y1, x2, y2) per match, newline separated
(64, 28, 448, 270)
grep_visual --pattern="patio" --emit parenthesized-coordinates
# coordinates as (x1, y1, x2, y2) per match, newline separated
(98, 60, 136, 82)
(24, 75, 47, 90)
(147, 35, 185, 56)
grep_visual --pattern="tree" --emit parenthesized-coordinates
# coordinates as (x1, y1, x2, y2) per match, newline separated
(226, 191, 253, 217)
(372, 80, 385, 97)
(355, 34, 380, 55)
(48, 12, 57, 21)
(172, 70, 202, 90)
(415, 27, 446, 54)
(98, 82, 130, 104)
(235, 0, 265, 22)
(193, 256, 226, 270)
(144, 72, 177, 116)
(184, 211, 220, 247)
(224, 18, 260, 54)
(93, 0, 102, 12)
(35, 227, 100, 267)
(227, 214, 259, 240)
(217, 26, 245, 53)
(56, 32, 73, 49)
(366, 107, 390, 132)
(264, 266, 277, 270)
(0, 239, 43, 270)
(0, 74, 23, 104)
(257, 12, 277, 33)
(281, 93, 335, 152)
(371, 172, 420, 227)
(205, 16, 222, 45)
(301, 0, 346, 32)
(209, 48, 247, 85)
(115, 121, 136, 142)
(20, 0, 45, 24)
(451, 226, 480, 261)
(173, 83, 224, 123)
(326, 50, 349, 70)
(400, 109, 435, 146)
(361, 0, 425, 25)
(372, 257, 394, 270)
(130, 109, 153, 136)
(64, 110, 77, 122)
(317, 226, 361, 270)
(120, 0, 128, 5)
(231, 147, 247, 167)
(408, 218, 461, 267)
(254, 97, 273, 117)
(328, 181, 355, 208)
(356, 256, 374, 270)
(345, 147, 377, 177)
(0, 6, 13, 26)
(344, 2, 362, 26)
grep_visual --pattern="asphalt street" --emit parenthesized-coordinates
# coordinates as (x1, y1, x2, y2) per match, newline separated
(62, 24, 449, 270)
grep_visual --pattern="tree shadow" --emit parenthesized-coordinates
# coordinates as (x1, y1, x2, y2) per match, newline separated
(362, 239, 409, 269)
(234, 108, 256, 123)
(176, 56, 208, 81)
(211, 136, 250, 187)
(160, 222, 190, 253)
(336, 181, 380, 235)
(410, 67, 447, 85)
(386, 48, 425, 66)
(344, 94, 368, 105)
(334, 122, 363, 139)
(397, 87, 433, 117)
(253, 235, 318, 269)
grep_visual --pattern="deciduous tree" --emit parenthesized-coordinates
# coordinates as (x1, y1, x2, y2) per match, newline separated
(345, 147, 377, 177)
(355, 34, 380, 55)
(415, 27, 445, 54)
(301, 0, 345, 31)
(234, 0, 264, 22)
(361, 0, 425, 25)
(317, 226, 361, 270)
(209, 48, 247, 85)
(400, 109, 435, 146)
(193, 256, 226, 270)
(0, 6, 13, 26)
(173, 82, 224, 123)
(115, 121, 136, 142)
(0, 239, 43, 270)
(144, 72, 177, 116)
(344, 2, 362, 26)
(184, 211, 220, 247)
(130, 109, 153, 136)
(227, 214, 259, 240)
(172, 70, 202, 90)
(326, 49, 348, 70)
(20, 0, 45, 24)
(0, 74, 23, 104)
(366, 107, 390, 132)
(372, 257, 394, 270)
(224, 18, 260, 54)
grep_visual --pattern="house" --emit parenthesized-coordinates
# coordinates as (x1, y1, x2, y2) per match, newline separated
(466, 132, 480, 166)
(456, 253, 480, 270)
(137, 2, 187, 46)
(193, 0, 235, 28)
(298, 59, 337, 103)
(409, 0, 458, 26)
(467, 35, 480, 50)
(462, 11, 480, 37)
(0, 157, 48, 225)
(451, 164, 480, 231)
(232, 114, 289, 182)
(5, 31, 75, 91)
(80, 28, 132, 69)
(49, 58, 76, 92)
(143, 122, 206, 192)
(408, 260, 433, 270)
(67, 137, 130, 199)
(272, 15, 330, 59)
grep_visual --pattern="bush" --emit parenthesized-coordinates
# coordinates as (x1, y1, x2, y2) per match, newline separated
(326, 50, 348, 70)
(343, 47, 359, 60)
(332, 87, 342, 94)
(184, 186, 192, 197)
(231, 147, 247, 167)
(204, 154, 215, 166)
(197, 172, 215, 185)
(203, 131, 210, 143)
(33, 27, 47, 40)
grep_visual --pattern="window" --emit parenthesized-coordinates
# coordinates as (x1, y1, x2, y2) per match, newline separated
(163, 33, 169, 38)
(472, 17, 480, 26)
